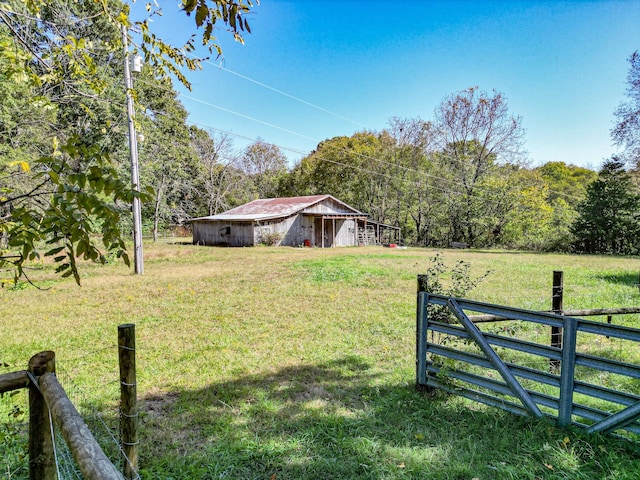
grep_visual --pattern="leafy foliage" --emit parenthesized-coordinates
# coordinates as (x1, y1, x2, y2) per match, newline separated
(284, 94, 543, 250)
(571, 157, 640, 255)
(5, 137, 141, 284)
(420, 252, 491, 324)
(535, 161, 597, 205)
(0, 0, 258, 283)
(534, 162, 597, 251)
(189, 127, 254, 215)
(432, 88, 526, 245)
(239, 140, 288, 199)
(128, 0, 255, 88)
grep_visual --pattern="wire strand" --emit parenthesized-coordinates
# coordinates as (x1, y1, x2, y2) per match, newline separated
(138, 77, 584, 203)
(195, 56, 368, 128)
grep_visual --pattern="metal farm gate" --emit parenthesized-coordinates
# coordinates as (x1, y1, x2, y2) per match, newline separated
(416, 281, 640, 439)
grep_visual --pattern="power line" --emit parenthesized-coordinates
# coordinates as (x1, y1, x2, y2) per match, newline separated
(175, 74, 584, 202)
(188, 121, 305, 156)
(180, 93, 319, 142)
(147, 79, 468, 190)
(138, 78, 583, 203)
(2, 3, 586, 206)
(188, 120, 523, 200)
(53, 68, 581, 205)
(192, 55, 368, 128)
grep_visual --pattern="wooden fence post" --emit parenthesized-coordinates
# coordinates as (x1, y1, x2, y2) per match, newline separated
(550, 271, 564, 370)
(28, 350, 56, 480)
(119, 324, 138, 479)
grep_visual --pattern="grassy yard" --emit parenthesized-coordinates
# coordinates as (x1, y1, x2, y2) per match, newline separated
(1, 243, 640, 479)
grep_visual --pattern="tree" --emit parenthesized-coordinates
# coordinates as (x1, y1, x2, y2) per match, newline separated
(189, 126, 254, 214)
(612, 52, 640, 167)
(433, 87, 526, 245)
(240, 140, 288, 199)
(480, 167, 555, 249)
(383, 117, 437, 245)
(136, 72, 203, 240)
(0, 0, 257, 283)
(535, 162, 597, 205)
(571, 157, 640, 255)
(0, 0, 136, 283)
(284, 131, 398, 223)
(534, 162, 597, 251)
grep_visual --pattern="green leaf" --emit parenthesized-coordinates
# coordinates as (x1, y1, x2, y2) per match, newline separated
(45, 246, 65, 257)
(182, 0, 197, 14)
(195, 4, 208, 27)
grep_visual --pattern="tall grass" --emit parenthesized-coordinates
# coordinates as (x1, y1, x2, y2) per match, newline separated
(1, 244, 639, 479)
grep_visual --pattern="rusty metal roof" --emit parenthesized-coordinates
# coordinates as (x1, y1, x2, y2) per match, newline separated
(189, 195, 364, 222)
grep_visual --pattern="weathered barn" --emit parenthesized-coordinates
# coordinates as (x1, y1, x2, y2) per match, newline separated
(189, 195, 399, 247)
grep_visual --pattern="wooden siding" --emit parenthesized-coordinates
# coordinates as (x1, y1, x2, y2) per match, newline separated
(335, 218, 357, 246)
(192, 215, 359, 248)
(192, 221, 255, 247)
(256, 215, 300, 246)
(302, 197, 358, 216)
(313, 217, 357, 247)
(191, 198, 362, 248)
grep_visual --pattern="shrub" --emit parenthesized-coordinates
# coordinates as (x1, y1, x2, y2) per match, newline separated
(260, 232, 284, 246)
(421, 252, 491, 324)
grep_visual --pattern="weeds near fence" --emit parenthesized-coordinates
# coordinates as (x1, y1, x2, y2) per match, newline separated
(0, 383, 28, 478)
(421, 253, 492, 325)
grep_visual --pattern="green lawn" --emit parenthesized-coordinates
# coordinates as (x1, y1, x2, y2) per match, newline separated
(1, 244, 639, 479)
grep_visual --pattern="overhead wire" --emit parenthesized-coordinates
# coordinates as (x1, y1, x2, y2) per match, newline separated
(153, 80, 499, 196)
(193, 55, 368, 128)
(187, 115, 581, 203)
(179, 93, 318, 142)
(137, 65, 583, 203)
(165, 63, 584, 202)
(1, 5, 482, 213)
(2, 3, 585, 205)
(189, 121, 510, 199)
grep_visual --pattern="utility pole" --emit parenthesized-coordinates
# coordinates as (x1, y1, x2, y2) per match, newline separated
(122, 25, 144, 274)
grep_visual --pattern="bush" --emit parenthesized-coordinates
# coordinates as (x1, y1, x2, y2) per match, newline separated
(421, 253, 491, 324)
(260, 232, 284, 246)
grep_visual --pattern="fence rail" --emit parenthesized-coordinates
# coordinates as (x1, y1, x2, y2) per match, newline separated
(0, 370, 28, 393)
(416, 275, 640, 439)
(0, 324, 138, 479)
(37, 368, 123, 479)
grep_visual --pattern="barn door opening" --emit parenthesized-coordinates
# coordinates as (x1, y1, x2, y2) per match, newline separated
(314, 217, 334, 248)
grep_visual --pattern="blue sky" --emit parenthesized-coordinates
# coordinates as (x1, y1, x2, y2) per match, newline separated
(136, 0, 640, 170)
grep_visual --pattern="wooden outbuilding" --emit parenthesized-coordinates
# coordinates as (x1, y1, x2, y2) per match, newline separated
(188, 195, 400, 247)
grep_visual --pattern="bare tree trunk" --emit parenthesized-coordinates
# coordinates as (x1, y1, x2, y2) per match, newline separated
(153, 175, 165, 242)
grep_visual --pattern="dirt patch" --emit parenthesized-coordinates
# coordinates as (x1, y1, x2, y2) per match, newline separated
(139, 388, 180, 418)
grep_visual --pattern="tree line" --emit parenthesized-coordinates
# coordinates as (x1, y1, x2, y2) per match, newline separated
(1, 0, 639, 284)
(188, 107, 598, 252)
(176, 78, 639, 255)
